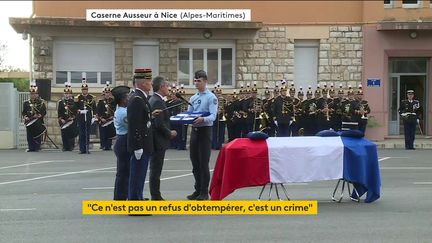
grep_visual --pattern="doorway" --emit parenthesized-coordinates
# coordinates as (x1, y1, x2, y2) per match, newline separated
(389, 59, 428, 135)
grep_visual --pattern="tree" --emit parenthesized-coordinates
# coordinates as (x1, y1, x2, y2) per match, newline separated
(0, 40, 6, 69)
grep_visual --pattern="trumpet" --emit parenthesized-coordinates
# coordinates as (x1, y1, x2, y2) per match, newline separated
(325, 103, 330, 121)
(218, 95, 227, 122)
(359, 103, 368, 120)
(309, 102, 317, 115)
(258, 111, 270, 131)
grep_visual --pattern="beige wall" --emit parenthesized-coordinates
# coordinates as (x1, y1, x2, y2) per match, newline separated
(34, 1, 432, 24)
(34, 1, 363, 23)
(362, 1, 432, 23)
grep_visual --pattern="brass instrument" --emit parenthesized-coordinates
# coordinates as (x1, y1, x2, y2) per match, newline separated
(253, 98, 263, 131)
(218, 95, 227, 122)
(309, 102, 317, 115)
(344, 103, 350, 114)
(259, 111, 270, 132)
(359, 102, 369, 120)
(324, 102, 330, 121)
(292, 98, 300, 122)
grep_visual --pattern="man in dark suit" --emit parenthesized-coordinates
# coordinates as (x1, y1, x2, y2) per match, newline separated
(148, 76, 177, 200)
(127, 68, 160, 201)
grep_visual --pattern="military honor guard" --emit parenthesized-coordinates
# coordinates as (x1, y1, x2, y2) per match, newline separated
(96, 82, 116, 150)
(75, 78, 96, 154)
(330, 84, 346, 131)
(22, 82, 47, 152)
(243, 83, 255, 135)
(112, 85, 131, 200)
(288, 82, 300, 136)
(354, 85, 370, 134)
(259, 85, 272, 135)
(238, 85, 249, 138)
(211, 84, 227, 150)
(301, 86, 317, 136)
(399, 90, 420, 150)
(341, 86, 359, 131)
(273, 84, 293, 137)
(224, 91, 237, 142)
(58, 82, 78, 151)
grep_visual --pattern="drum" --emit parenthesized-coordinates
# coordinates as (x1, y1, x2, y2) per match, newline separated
(61, 120, 79, 138)
(101, 119, 114, 127)
(26, 118, 47, 139)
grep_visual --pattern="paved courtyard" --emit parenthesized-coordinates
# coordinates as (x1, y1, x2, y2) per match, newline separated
(0, 148, 431, 242)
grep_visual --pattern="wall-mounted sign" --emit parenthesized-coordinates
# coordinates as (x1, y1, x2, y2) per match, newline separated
(367, 78, 381, 87)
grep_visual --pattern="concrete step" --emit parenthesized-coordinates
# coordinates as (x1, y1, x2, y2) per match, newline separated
(374, 138, 432, 149)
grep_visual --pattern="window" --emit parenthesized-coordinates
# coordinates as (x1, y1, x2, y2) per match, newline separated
(53, 38, 114, 86)
(402, 0, 422, 8)
(384, 0, 394, 8)
(177, 41, 235, 87)
(294, 40, 319, 91)
(133, 40, 159, 77)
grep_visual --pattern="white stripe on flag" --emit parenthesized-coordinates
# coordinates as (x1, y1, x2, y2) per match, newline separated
(267, 137, 344, 183)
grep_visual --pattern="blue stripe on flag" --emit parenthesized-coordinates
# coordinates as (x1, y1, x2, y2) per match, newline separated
(341, 137, 381, 203)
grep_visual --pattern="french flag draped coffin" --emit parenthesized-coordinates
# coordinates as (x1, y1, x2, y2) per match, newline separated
(210, 137, 381, 203)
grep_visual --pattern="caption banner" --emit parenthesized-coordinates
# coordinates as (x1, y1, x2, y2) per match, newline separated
(83, 200, 317, 215)
(86, 9, 251, 21)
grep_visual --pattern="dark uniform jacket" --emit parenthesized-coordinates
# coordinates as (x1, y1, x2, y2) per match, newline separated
(399, 99, 420, 124)
(57, 98, 77, 126)
(127, 89, 154, 154)
(75, 94, 96, 123)
(149, 93, 171, 151)
(23, 98, 47, 124)
(96, 97, 116, 124)
(274, 96, 293, 125)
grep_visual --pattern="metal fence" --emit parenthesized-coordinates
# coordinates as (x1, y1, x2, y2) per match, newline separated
(17, 92, 30, 149)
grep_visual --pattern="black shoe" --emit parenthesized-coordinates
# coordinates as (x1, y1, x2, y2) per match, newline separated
(151, 195, 165, 201)
(195, 194, 209, 201)
(26, 149, 36, 152)
(187, 191, 200, 200)
(79, 151, 90, 154)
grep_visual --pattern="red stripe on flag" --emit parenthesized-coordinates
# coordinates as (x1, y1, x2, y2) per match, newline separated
(210, 138, 270, 200)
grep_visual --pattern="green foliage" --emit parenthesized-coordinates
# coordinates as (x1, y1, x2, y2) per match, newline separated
(366, 116, 381, 128)
(0, 78, 29, 92)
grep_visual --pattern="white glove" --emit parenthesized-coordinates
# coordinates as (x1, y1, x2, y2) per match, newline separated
(274, 120, 278, 126)
(80, 110, 87, 114)
(134, 149, 143, 160)
(289, 120, 293, 126)
(417, 119, 420, 123)
(91, 117, 96, 125)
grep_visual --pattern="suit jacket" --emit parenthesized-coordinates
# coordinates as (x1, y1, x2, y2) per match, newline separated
(149, 93, 172, 151)
(127, 89, 154, 154)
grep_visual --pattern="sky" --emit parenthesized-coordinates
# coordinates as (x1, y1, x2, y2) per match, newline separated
(0, 1, 33, 71)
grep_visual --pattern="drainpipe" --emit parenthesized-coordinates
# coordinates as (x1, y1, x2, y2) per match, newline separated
(28, 3, 35, 84)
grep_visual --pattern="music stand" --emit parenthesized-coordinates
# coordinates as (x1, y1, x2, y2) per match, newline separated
(42, 130, 59, 149)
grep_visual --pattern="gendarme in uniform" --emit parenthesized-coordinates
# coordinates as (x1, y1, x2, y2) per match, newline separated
(186, 70, 218, 200)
